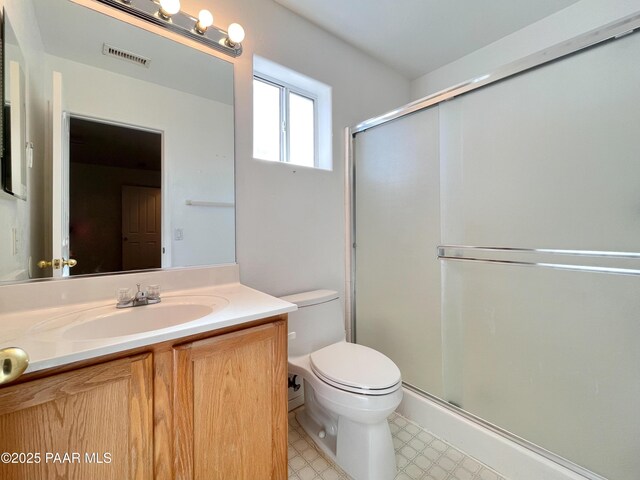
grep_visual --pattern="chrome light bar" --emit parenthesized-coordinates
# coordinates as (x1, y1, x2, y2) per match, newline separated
(94, 0, 243, 57)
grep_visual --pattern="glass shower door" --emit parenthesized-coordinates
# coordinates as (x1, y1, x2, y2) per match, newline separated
(354, 106, 443, 397)
(436, 29, 640, 479)
(353, 25, 640, 480)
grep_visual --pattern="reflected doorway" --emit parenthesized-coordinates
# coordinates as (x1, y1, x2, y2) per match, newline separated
(69, 117, 162, 275)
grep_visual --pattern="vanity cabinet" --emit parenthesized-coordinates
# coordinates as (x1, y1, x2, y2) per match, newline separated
(0, 316, 288, 480)
(0, 353, 153, 480)
(173, 321, 288, 480)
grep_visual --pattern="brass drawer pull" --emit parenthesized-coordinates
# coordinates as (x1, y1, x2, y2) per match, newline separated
(0, 347, 29, 385)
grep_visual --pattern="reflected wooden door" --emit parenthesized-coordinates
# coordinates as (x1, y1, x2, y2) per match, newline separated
(122, 186, 161, 271)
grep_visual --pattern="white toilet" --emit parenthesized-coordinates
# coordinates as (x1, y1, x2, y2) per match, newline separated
(282, 289, 403, 480)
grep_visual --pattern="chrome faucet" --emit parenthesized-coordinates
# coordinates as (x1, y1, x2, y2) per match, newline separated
(116, 283, 161, 308)
(132, 283, 148, 307)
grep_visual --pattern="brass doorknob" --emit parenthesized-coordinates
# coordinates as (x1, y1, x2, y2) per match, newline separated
(37, 258, 77, 269)
(0, 347, 29, 385)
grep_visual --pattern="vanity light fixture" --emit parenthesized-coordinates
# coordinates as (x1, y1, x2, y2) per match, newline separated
(96, 0, 245, 57)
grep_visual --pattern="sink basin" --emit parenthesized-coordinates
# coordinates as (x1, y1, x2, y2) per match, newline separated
(31, 295, 228, 341)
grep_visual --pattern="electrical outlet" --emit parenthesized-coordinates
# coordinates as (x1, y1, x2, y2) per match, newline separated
(174, 228, 184, 241)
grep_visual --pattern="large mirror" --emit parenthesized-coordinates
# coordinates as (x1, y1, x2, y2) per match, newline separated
(0, 0, 235, 284)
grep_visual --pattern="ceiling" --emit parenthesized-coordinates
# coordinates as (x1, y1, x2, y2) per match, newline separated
(273, 0, 580, 80)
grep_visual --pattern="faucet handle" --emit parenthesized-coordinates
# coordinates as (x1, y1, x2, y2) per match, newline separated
(146, 285, 160, 303)
(116, 288, 133, 308)
(147, 284, 161, 303)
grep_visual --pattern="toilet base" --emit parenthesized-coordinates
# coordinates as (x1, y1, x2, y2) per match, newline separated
(296, 407, 338, 461)
(337, 416, 397, 480)
(295, 384, 397, 480)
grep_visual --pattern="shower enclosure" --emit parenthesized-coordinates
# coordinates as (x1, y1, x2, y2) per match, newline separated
(349, 13, 640, 480)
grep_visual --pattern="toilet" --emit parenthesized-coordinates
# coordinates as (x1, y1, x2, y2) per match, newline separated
(282, 289, 403, 480)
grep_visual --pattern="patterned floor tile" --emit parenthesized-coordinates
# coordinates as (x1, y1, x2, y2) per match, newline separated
(287, 409, 508, 480)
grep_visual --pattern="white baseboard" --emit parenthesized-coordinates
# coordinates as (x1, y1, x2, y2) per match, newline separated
(397, 388, 591, 480)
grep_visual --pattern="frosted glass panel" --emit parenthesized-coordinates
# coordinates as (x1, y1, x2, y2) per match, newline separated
(354, 27, 640, 480)
(437, 30, 640, 480)
(438, 31, 640, 480)
(354, 107, 442, 396)
(440, 31, 640, 250)
(442, 261, 640, 479)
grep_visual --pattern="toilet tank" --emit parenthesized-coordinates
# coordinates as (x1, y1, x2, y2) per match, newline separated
(280, 290, 346, 357)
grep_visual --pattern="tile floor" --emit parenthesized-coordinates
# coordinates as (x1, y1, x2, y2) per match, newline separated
(288, 410, 508, 480)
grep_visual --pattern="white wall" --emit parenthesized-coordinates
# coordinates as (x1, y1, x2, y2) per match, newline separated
(181, 0, 411, 301)
(410, 0, 640, 99)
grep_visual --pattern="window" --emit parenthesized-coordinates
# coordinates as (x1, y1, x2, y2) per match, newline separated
(253, 76, 316, 167)
(253, 56, 331, 170)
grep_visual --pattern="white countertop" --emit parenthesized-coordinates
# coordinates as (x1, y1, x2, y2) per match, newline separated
(0, 282, 296, 374)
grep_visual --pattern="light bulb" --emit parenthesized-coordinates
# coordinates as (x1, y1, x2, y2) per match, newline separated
(227, 23, 245, 45)
(195, 9, 214, 34)
(158, 0, 180, 19)
(198, 10, 214, 27)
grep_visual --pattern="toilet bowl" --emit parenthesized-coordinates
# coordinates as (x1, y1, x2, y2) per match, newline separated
(282, 290, 403, 480)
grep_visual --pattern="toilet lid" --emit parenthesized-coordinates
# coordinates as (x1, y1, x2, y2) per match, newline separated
(310, 342, 401, 394)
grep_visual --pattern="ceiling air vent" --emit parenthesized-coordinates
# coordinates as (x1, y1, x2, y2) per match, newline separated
(102, 43, 151, 68)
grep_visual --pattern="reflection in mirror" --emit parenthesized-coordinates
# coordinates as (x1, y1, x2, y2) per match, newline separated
(2, 12, 27, 200)
(0, 0, 235, 285)
(69, 117, 162, 276)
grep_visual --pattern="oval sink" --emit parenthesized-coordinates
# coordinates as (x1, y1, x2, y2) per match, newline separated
(32, 295, 228, 341)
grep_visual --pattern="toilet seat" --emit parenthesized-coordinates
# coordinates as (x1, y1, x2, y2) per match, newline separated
(310, 342, 401, 396)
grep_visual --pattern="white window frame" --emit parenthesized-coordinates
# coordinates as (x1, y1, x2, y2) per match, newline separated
(253, 55, 332, 170)
(254, 73, 319, 167)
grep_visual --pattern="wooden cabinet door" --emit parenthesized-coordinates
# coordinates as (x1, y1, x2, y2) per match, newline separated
(174, 321, 287, 480)
(0, 353, 153, 480)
